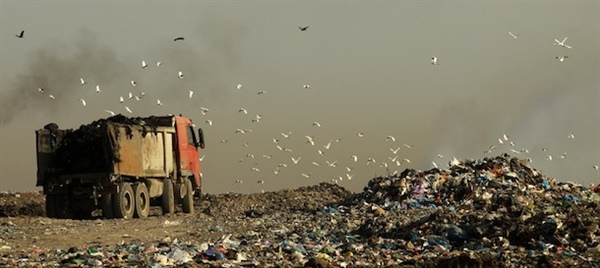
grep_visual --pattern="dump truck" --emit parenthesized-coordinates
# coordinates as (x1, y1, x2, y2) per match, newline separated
(36, 114, 205, 219)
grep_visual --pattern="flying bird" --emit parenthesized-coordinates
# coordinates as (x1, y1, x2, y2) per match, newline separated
(131, 80, 137, 87)
(567, 133, 575, 139)
(301, 173, 311, 178)
(95, 85, 101, 93)
(554, 37, 572, 49)
(312, 121, 321, 127)
(178, 71, 184, 79)
(508, 31, 519, 39)
(238, 108, 248, 114)
(16, 30, 24, 38)
(556, 56, 568, 62)
(157, 99, 163, 106)
(403, 143, 413, 149)
(431, 57, 439, 65)
(299, 26, 309, 31)
(205, 119, 213, 126)
(80, 99, 87, 106)
(105, 110, 115, 116)
(156, 61, 162, 67)
(257, 90, 266, 95)
(390, 147, 401, 154)
(142, 60, 148, 69)
(37, 88, 44, 93)
(236, 83, 243, 90)
(386, 135, 396, 142)
(119, 96, 124, 103)
(174, 37, 185, 42)
(351, 155, 358, 162)
(357, 132, 364, 138)
(80, 78, 86, 85)
(49, 94, 55, 100)
(291, 157, 301, 164)
(303, 85, 311, 89)
(281, 131, 292, 138)
(188, 90, 194, 99)
(125, 106, 132, 113)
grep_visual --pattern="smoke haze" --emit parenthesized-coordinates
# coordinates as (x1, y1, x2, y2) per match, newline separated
(1, 2, 598, 193)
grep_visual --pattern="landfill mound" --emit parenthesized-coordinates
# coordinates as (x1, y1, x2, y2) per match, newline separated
(1, 154, 599, 267)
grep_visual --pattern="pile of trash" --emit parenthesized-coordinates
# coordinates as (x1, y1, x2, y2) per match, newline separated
(1, 154, 599, 267)
(343, 154, 600, 265)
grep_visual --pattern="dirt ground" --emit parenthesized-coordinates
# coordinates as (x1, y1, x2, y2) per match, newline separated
(0, 184, 350, 254)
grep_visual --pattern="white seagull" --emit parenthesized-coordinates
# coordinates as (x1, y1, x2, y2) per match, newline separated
(567, 133, 575, 139)
(125, 106, 132, 113)
(312, 121, 321, 127)
(95, 85, 101, 93)
(303, 85, 311, 89)
(431, 57, 439, 65)
(105, 110, 115, 116)
(80, 99, 87, 106)
(236, 83, 243, 90)
(390, 147, 401, 154)
(556, 56, 568, 62)
(119, 96, 124, 103)
(386, 135, 396, 142)
(38, 88, 44, 93)
(131, 80, 137, 87)
(281, 131, 292, 138)
(80, 78, 86, 85)
(554, 37, 572, 49)
(157, 99, 163, 106)
(238, 108, 248, 114)
(508, 31, 519, 39)
(205, 119, 213, 126)
(351, 155, 358, 162)
(301, 173, 311, 178)
(156, 61, 162, 67)
(188, 90, 194, 99)
(49, 94, 55, 100)
(291, 157, 301, 164)
(257, 90, 266, 95)
(178, 71, 184, 79)
(142, 60, 148, 69)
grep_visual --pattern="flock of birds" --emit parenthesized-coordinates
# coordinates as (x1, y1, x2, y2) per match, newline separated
(18, 25, 598, 190)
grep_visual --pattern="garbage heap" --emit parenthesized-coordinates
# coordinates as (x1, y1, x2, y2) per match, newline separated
(341, 153, 600, 266)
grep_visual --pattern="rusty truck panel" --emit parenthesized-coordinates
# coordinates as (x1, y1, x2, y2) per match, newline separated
(36, 128, 70, 187)
(108, 124, 175, 178)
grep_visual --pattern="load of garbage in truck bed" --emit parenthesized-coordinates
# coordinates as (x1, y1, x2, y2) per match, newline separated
(44, 115, 175, 174)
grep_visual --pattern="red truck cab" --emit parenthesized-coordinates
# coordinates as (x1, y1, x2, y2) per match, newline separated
(174, 116, 204, 193)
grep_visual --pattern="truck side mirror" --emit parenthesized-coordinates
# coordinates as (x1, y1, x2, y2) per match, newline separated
(197, 128, 205, 149)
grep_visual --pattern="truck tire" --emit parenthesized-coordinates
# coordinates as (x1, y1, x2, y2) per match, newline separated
(45, 194, 57, 218)
(134, 183, 150, 218)
(101, 193, 114, 219)
(113, 182, 135, 219)
(161, 179, 175, 215)
(55, 193, 73, 219)
(182, 179, 194, 215)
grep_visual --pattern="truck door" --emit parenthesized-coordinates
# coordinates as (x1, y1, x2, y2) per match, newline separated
(175, 117, 201, 188)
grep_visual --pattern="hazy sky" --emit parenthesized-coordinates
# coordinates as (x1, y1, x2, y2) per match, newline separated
(1, 1, 598, 194)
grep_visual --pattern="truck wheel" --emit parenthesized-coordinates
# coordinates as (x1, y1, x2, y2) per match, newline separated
(182, 179, 194, 215)
(161, 179, 175, 215)
(45, 194, 57, 218)
(55, 193, 73, 219)
(134, 183, 150, 218)
(113, 182, 135, 219)
(101, 193, 114, 219)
